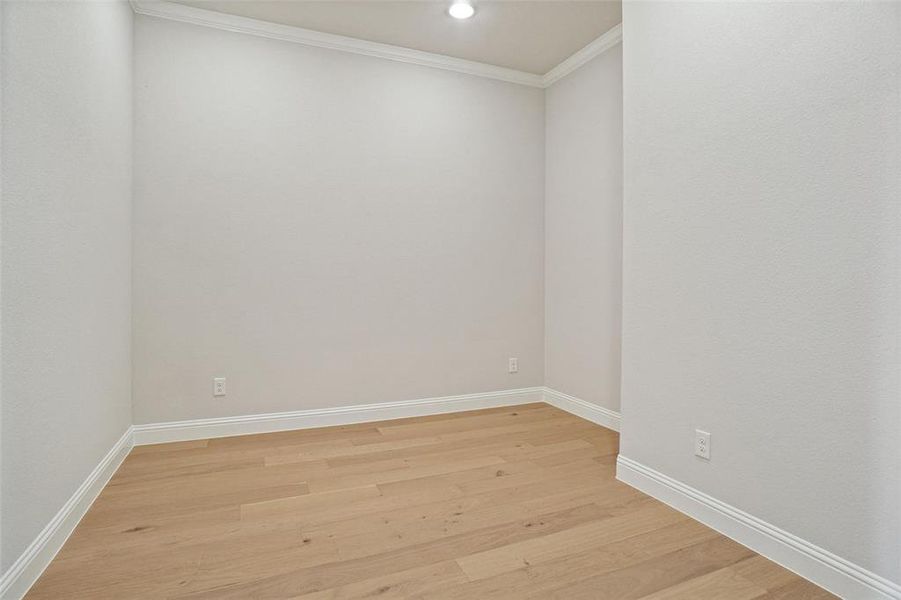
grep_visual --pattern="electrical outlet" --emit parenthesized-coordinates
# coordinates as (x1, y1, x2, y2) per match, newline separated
(213, 377, 226, 397)
(695, 429, 710, 459)
(508, 357, 518, 374)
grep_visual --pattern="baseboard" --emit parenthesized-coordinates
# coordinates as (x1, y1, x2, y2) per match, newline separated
(616, 456, 901, 600)
(7, 398, 894, 600)
(542, 387, 621, 432)
(0, 384, 607, 599)
(0, 428, 134, 600)
(132, 387, 545, 445)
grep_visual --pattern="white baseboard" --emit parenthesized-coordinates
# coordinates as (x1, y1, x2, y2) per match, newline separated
(1, 385, 610, 599)
(616, 456, 901, 600)
(0, 428, 134, 600)
(542, 387, 621, 432)
(2, 387, 541, 597)
(7, 392, 895, 600)
(132, 387, 545, 445)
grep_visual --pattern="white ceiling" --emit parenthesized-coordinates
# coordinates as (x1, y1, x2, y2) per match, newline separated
(168, 1, 622, 75)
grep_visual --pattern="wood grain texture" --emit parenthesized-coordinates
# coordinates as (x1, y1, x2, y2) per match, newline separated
(25, 403, 835, 599)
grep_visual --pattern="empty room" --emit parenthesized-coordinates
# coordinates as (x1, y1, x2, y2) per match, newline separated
(1, 0, 899, 598)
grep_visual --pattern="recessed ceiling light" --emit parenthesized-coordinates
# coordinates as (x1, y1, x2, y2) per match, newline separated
(448, 1, 475, 20)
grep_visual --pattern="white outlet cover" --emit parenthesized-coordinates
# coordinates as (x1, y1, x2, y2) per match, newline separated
(213, 377, 226, 397)
(695, 429, 711, 459)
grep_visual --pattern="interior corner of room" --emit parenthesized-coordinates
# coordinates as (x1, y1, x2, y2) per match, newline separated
(1, 0, 899, 599)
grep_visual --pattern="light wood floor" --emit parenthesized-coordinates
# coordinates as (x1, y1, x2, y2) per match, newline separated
(27, 403, 835, 599)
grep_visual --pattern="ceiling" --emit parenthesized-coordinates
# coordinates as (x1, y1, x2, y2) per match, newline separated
(168, 1, 622, 75)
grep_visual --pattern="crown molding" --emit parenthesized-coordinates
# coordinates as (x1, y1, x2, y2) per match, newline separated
(129, 1, 622, 89)
(541, 23, 623, 87)
(129, 0, 545, 88)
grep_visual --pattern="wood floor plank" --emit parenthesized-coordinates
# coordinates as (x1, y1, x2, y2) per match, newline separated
(291, 560, 468, 599)
(543, 535, 756, 599)
(754, 578, 838, 599)
(635, 565, 766, 600)
(240, 484, 383, 520)
(325, 421, 585, 469)
(455, 501, 686, 580)
(264, 435, 444, 466)
(415, 519, 721, 600)
(25, 404, 836, 600)
(305, 454, 508, 493)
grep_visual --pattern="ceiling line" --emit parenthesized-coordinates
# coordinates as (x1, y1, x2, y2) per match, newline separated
(129, 0, 621, 88)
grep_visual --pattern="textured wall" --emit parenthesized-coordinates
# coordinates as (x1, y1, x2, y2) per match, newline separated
(132, 16, 545, 423)
(545, 45, 623, 410)
(621, 1, 900, 583)
(1, 0, 133, 572)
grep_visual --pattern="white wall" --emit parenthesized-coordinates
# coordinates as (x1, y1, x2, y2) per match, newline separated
(132, 16, 545, 424)
(0, 0, 133, 572)
(545, 46, 622, 411)
(621, 0, 900, 586)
